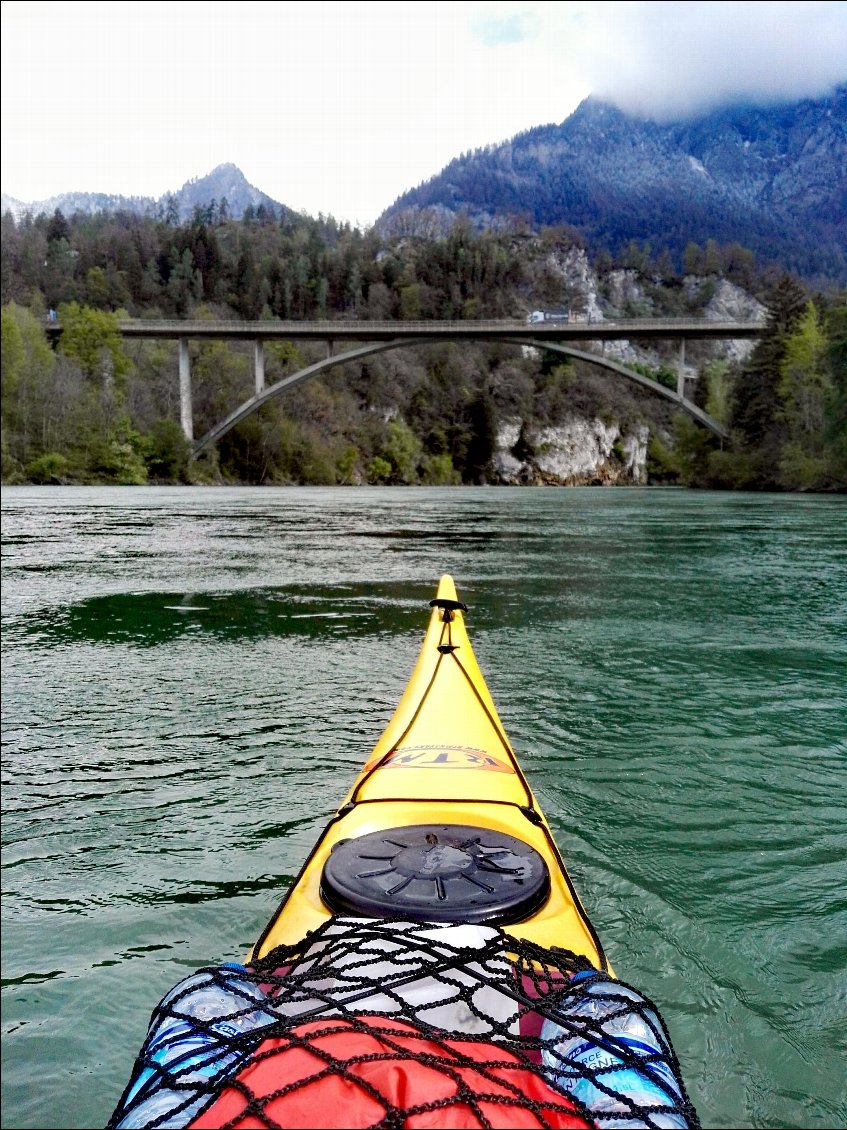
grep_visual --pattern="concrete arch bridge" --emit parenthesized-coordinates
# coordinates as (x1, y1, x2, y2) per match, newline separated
(46, 318, 765, 452)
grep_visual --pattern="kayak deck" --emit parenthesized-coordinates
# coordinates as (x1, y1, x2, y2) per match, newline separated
(253, 576, 607, 970)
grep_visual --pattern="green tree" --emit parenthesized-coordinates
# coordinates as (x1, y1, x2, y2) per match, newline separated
(822, 295, 847, 489)
(46, 208, 70, 244)
(701, 360, 733, 426)
(57, 302, 130, 385)
(420, 452, 461, 484)
(145, 418, 192, 481)
(24, 451, 71, 483)
(1, 302, 58, 472)
(87, 417, 149, 484)
(779, 302, 830, 438)
(464, 392, 498, 483)
(84, 266, 111, 308)
(667, 415, 716, 486)
(730, 274, 808, 484)
(0, 304, 25, 396)
(1, 305, 26, 477)
(166, 248, 201, 315)
(683, 242, 704, 275)
(53, 303, 140, 479)
(534, 362, 575, 424)
(382, 419, 422, 483)
(43, 236, 79, 308)
(368, 455, 392, 483)
(399, 284, 422, 320)
(335, 445, 359, 484)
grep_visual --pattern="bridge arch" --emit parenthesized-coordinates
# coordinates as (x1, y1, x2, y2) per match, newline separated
(192, 336, 726, 457)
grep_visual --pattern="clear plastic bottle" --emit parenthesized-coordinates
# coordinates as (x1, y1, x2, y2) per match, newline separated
(114, 962, 276, 1130)
(540, 971, 690, 1130)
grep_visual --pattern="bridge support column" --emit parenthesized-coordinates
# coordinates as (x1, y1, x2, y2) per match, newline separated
(179, 338, 193, 442)
(677, 339, 686, 398)
(254, 340, 265, 394)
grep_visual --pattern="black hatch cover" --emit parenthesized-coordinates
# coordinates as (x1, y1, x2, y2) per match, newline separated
(320, 824, 550, 924)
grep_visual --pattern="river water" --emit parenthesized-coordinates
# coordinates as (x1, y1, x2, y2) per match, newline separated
(1, 485, 845, 1130)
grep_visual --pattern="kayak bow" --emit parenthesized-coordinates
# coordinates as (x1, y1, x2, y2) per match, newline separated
(253, 575, 607, 969)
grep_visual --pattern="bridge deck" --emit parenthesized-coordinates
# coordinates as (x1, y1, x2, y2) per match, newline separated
(44, 317, 765, 342)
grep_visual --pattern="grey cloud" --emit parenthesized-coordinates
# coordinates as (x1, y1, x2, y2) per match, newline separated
(580, 0, 847, 120)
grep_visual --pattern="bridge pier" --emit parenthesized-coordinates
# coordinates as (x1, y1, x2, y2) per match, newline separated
(179, 338, 193, 442)
(677, 339, 686, 398)
(255, 340, 265, 394)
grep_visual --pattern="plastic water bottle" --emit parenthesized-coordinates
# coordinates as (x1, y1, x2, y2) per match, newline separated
(113, 963, 276, 1129)
(540, 972, 690, 1129)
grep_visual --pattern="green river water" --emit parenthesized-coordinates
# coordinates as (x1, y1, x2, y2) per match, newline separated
(1, 486, 845, 1129)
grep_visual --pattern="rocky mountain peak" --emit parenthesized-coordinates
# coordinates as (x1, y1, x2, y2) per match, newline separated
(2, 164, 287, 224)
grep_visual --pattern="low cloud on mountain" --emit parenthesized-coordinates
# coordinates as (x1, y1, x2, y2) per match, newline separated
(472, 1, 847, 123)
(588, 0, 847, 121)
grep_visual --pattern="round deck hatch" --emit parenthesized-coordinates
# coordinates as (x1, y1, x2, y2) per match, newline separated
(320, 824, 550, 924)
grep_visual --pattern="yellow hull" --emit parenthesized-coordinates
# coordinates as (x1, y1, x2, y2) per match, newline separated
(253, 576, 607, 971)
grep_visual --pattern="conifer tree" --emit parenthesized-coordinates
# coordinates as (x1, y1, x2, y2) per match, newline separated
(730, 274, 808, 481)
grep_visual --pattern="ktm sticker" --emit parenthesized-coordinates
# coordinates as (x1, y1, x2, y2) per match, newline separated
(367, 745, 514, 772)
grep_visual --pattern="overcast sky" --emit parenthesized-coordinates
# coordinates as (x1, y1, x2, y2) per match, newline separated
(2, 1, 846, 227)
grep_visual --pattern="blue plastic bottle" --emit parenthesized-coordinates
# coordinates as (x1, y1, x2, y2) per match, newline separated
(540, 972, 690, 1129)
(114, 963, 276, 1129)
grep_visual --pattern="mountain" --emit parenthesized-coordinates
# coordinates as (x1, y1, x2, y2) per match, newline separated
(1, 163, 288, 224)
(4, 88, 845, 283)
(1, 188, 154, 221)
(378, 87, 847, 284)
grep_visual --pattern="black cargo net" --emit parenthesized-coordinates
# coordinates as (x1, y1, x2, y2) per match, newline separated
(109, 916, 700, 1130)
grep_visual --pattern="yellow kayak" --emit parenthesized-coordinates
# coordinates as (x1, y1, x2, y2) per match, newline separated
(110, 576, 700, 1130)
(253, 575, 607, 970)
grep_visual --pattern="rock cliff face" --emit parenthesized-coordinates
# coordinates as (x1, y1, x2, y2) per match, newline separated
(519, 244, 765, 370)
(490, 243, 765, 483)
(702, 279, 768, 362)
(493, 418, 649, 486)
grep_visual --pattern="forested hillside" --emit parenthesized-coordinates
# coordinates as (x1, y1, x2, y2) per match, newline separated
(1, 206, 844, 491)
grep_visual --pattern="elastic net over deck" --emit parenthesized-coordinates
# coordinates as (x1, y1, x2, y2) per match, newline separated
(109, 916, 700, 1130)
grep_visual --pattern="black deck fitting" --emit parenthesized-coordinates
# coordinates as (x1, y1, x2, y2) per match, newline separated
(429, 597, 468, 622)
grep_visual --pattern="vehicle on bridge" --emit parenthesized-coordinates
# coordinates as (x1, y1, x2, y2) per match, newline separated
(528, 306, 570, 324)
